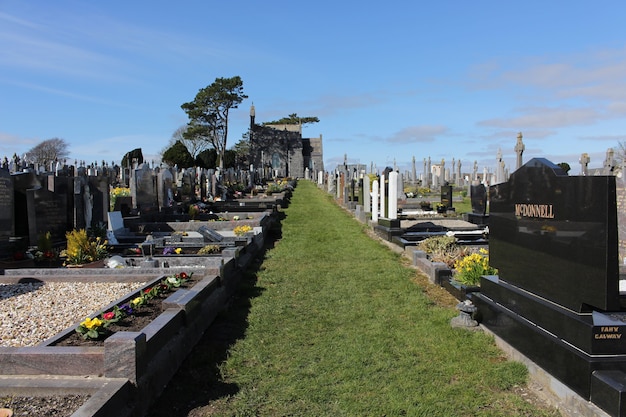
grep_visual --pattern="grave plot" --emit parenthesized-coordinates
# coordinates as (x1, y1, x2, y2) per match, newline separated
(472, 158, 626, 417)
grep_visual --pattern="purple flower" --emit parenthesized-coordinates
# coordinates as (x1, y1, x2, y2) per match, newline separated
(119, 303, 134, 315)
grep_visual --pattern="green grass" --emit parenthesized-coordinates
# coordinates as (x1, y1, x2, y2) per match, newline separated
(149, 181, 560, 417)
(454, 195, 472, 215)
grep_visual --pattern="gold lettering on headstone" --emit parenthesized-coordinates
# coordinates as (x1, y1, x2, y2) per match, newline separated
(595, 327, 622, 340)
(514, 204, 555, 219)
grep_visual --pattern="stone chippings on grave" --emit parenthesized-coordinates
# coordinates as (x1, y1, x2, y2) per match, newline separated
(471, 157, 626, 415)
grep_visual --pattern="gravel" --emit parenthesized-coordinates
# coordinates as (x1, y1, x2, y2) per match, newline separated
(0, 281, 147, 347)
(1, 395, 89, 416)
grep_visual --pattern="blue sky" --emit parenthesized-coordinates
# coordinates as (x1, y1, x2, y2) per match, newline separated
(2, 1, 626, 176)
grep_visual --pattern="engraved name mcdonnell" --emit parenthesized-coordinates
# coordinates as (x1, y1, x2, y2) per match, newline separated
(514, 203, 555, 219)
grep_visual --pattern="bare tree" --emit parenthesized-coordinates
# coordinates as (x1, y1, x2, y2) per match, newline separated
(25, 138, 69, 167)
(172, 125, 210, 158)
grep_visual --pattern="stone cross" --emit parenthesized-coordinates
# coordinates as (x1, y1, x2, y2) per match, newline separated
(514, 132, 525, 170)
(604, 148, 615, 174)
(579, 153, 590, 176)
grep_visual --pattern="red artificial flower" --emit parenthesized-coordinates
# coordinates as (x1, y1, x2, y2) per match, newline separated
(178, 272, 188, 279)
(144, 288, 152, 294)
(102, 311, 115, 320)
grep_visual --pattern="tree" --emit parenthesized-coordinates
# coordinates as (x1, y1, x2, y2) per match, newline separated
(264, 113, 319, 126)
(232, 138, 251, 167)
(196, 148, 217, 169)
(162, 140, 195, 168)
(25, 138, 69, 167)
(168, 125, 210, 159)
(181, 76, 248, 170)
(557, 162, 571, 174)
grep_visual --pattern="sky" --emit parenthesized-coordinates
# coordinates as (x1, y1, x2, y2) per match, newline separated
(2, 1, 626, 177)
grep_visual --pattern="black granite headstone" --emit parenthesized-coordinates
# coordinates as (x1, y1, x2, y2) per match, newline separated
(473, 158, 626, 411)
(489, 157, 618, 312)
(470, 184, 487, 216)
(27, 186, 69, 245)
(440, 185, 453, 209)
(0, 169, 14, 239)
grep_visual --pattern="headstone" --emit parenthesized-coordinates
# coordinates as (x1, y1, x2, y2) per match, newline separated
(440, 185, 453, 209)
(372, 179, 379, 223)
(197, 225, 223, 242)
(363, 175, 371, 213)
(157, 168, 174, 210)
(132, 164, 157, 214)
(473, 157, 626, 412)
(108, 211, 126, 234)
(27, 185, 68, 245)
(470, 183, 487, 215)
(0, 169, 14, 239)
(388, 171, 398, 220)
(514, 132, 525, 170)
(489, 158, 617, 312)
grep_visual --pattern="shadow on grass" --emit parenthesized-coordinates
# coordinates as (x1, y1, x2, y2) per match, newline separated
(145, 218, 282, 417)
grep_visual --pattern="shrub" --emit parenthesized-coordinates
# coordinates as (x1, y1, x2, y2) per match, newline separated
(417, 235, 471, 268)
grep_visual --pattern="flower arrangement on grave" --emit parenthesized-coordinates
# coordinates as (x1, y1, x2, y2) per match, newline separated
(162, 247, 183, 255)
(109, 186, 130, 211)
(32, 231, 60, 264)
(197, 244, 220, 255)
(453, 248, 497, 287)
(62, 229, 108, 266)
(233, 225, 252, 236)
(76, 306, 123, 340)
(124, 247, 142, 256)
(75, 272, 192, 340)
(188, 204, 200, 219)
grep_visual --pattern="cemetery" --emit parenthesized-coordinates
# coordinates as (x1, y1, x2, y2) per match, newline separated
(0, 131, 625, 416)
(326, 141, 626, 416)
(0, 157, 292, 416)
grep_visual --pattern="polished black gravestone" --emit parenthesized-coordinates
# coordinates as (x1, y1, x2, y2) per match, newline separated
(471, 158, 626, 416)
(464, 183, 489, 226)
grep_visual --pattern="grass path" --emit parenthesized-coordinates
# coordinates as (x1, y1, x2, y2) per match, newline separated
(149, 181, 560, 417)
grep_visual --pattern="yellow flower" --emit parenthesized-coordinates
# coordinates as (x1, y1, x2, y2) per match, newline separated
(175, 248, 182, 254)
(131, 297, 144, 307)
(81, 317, 103, 330)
